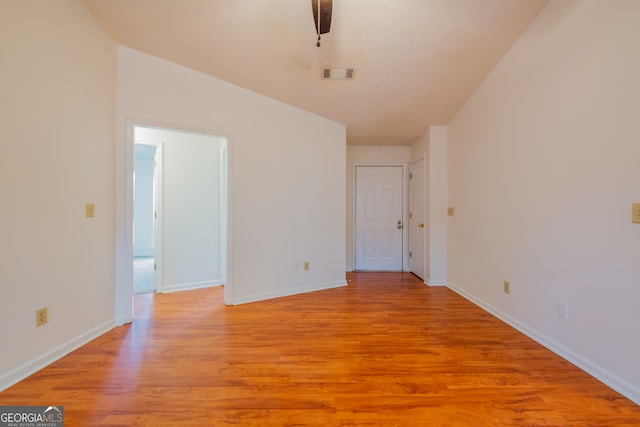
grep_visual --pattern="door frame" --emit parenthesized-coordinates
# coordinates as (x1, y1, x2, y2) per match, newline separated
(116, 117, 232, 325)
(352, 163, 408, 272)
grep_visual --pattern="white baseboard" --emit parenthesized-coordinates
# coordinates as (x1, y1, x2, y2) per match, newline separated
(0, 319, 116, 392)
(161, 279, 223, 293)
(447, 281, 640, 406)
(425, 278, 447, 286)
(230, 280, 347, 305)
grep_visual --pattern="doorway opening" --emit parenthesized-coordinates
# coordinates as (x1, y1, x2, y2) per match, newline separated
(122, 123, 230, 320)
(133, 143, 158, 294)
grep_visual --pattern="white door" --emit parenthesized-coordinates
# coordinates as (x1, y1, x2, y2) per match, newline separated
(409, 158, 425, 279)
(355, 166, 403, 271)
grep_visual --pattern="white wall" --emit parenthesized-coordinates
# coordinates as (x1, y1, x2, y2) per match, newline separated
(410, 133, 428, 164)
(136, 126, 223, 292)
(346, 145, 411, 271)
(0, 1, 116, 389)
(447, 0, 640, 404)
(426, 127, 447, 286)
(116, 46, 347, 313)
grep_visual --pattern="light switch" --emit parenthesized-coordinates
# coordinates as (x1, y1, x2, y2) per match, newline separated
(86, 203, 95, 218)
(632, 203, 640, 224)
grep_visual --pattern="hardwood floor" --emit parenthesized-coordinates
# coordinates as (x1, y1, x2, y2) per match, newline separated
(2, 272, 639, 425)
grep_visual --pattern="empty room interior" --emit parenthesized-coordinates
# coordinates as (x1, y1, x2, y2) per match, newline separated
(1, 0, 639, 424)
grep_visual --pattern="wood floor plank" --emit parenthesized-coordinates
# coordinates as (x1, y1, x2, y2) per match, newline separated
(1, 272, 639, 426)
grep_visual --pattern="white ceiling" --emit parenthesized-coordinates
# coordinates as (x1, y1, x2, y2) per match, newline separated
(82, 0, 548, 145)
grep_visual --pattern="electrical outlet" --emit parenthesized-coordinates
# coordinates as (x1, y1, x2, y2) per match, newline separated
(557, 301, 569, 320)
(503, 281, 510, 294)
(36, 307, 48, 327)
(294, 261, 300, 271)
(304, 261, 310, 271)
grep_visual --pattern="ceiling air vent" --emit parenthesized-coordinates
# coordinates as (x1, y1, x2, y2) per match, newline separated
(322, 67, 355, 80)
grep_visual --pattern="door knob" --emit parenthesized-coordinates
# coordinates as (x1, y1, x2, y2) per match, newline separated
(418, 223, 424, 228)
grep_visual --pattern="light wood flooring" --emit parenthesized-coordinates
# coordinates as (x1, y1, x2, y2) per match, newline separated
(2, 272, 639, 425)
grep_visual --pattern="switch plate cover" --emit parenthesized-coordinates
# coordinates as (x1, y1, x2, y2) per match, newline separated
(632, 203, 640, 223)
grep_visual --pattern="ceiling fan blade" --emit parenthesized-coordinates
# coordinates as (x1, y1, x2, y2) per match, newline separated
(312, 0, 332, 35)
